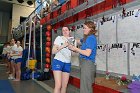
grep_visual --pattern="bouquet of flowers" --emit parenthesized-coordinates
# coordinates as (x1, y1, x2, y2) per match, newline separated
(105, 71, 110, 80)
(116, 75, 131, 85)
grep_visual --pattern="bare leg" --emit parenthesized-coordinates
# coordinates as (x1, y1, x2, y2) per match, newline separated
(11, 61, 15, 78)
(61, 72, 70, 93)
(16, 62, 21, 81)
(10, 62, 12, 74)
(53, 71, 62, 93)
(7, 61, 11, 73)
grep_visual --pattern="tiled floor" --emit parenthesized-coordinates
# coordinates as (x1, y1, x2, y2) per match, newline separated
(0, 63, 50, 93)
(0, 62, 130, 93)
(43, 78, 80, 93)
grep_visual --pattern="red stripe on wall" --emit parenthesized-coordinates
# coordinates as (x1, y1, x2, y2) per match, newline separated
(40, 0, 133, 25)
(69, 76, 121, 93)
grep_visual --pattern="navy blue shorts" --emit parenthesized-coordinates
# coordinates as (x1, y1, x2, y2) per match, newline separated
(52, 59, 71, 73)
(10, 58, 15, 62)
(15, 58, 22, 64)
(7, 57, 11, 62)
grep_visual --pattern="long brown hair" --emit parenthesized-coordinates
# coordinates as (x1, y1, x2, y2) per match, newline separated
(83, 21, 97, 42)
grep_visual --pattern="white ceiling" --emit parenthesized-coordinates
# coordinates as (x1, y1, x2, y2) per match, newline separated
(0, 0, 35, 7)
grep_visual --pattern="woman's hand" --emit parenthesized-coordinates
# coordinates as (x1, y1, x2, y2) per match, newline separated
(76, 39, 82, 45)
(68, 45, 77, 52)
(52, 42, 69, 54)
(68, 45, 92, 56)
(10, 53, 13, 57)
(62, 42, 69, 48)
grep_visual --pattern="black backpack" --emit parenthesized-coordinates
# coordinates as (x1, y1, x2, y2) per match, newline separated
(37, 71, 51, 81)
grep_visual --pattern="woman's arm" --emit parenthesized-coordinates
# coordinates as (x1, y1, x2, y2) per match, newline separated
(76, 48, 92, 57)
(10, 51, 22, 56)
(68, 45, 92, 57)
(76, 39, 82, 45)
(52, 42, 69, 54)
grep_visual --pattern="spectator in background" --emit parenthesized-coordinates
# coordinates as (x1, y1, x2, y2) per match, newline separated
(10, 41, 23, 81)
(8, 39, 17, 80)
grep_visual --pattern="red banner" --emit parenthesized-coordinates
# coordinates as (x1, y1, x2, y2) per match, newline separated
(71, 0, 78, 8)
(40, 18, 45, 25)
(73, 14, 78, 22)
(66, 16, 73, 24)
(78, 10, 86, 20)
(53, 10, 58, 18)
(66, 1, 71, 10)
(78, 0, 85, 5)
(40, 0, 133, 25)
(50, 12, 53, 19)
(60, 20, 64, 27)
(47, 13, 50, 21)
(86, 7, 93, 17)
(104, 0, 113, 11)
(61, 3, 67, 13)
